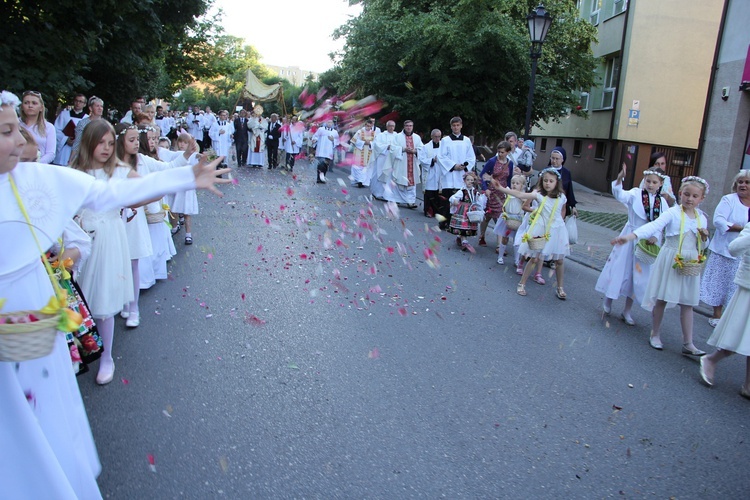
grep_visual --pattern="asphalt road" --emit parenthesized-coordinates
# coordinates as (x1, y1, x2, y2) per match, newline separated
(80, 160, 749, 499)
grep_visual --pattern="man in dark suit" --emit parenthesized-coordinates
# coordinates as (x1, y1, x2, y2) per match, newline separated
(266, 113, 282, 169)
(233, 109, 249, 166)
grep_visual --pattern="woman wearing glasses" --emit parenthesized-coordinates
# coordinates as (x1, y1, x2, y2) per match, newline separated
(19, 90, 56, 163)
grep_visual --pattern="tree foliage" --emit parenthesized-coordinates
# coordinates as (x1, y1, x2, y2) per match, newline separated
(333, 0, 597, 139)
(0, 0, 225, 113)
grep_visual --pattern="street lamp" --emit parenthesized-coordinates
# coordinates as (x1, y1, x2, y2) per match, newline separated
(523, 4, 553, 139)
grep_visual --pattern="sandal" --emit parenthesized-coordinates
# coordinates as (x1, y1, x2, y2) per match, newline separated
(185, 236, 193, 245)
(556, 287, 567, 300)
(516, 283, 527, 296)
(478, 237, 487, 246)
(533, 273, 546, 285)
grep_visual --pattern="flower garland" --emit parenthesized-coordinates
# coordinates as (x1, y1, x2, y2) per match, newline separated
(521, 196, 560, 244)
(672, 207, 707, 269)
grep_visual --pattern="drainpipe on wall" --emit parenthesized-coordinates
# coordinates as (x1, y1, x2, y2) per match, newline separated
(605, 0, 633, 187)
(694, 0, 730, 175)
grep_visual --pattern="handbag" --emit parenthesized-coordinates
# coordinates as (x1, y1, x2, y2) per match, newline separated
(566, 215, 578, 245)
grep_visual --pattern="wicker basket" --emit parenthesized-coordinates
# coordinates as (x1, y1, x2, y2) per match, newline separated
(505, 218, 522, 231)
(0, 311, 58, 362)
(527, 237, 547, 250)
(145, 210, 166, 224)
(467, 210, 484, 223)
(676, 262, 704, 277)
(634, 241, 660, 266)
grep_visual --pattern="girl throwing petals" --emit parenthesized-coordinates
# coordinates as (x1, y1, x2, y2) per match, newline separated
(491, 167, 570, 299)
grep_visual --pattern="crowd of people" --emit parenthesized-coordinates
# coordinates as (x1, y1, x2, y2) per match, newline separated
(2, 87, 750, 499)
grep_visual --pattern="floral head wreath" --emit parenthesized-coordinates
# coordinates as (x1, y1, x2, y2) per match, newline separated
(681, 176, 709, 194)
(0, 90, 21, 109)
(138, 126, 156, 134)
(117, 124, 138, 137)
(540, 167, 562, 179)
(642, 169, 667, 180)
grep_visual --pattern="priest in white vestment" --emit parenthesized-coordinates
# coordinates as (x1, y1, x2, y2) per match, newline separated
(368, 120, 402, 200)
(248, 114, 267, 168)
(53, 95, 88, 165)
(385, 120, 423, 207)
(351, 118, 378, 188)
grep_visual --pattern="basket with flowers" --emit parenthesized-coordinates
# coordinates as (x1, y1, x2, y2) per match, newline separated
(520, 196, 559, 251)
(671, 208, 707, 276)
(0, 175, 84, 361)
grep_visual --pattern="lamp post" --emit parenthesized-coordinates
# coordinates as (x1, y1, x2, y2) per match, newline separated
(523, 4, 553, 140)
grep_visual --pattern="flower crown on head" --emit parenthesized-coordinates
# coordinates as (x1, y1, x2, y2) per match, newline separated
(117, 124, 138, 137)
(642, 169, 667, 180)
(681, 175, 709, 194)
(138, 126, 156, 134)
(540, 167, 561, 179)
(0, 90, 21, 109)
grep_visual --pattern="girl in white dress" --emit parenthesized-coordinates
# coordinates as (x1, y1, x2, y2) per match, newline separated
(612, 177, 710, 356)
(139, 128, 177, 287)
(699, 222, 750, 398)
(493, 175, 526, 265)
(171, 133, 201, 245)
(1, 91, 231, 498)
(491, 167, 570, 300)
(116, 125, 196, 327)
(596, 165, 667, 325)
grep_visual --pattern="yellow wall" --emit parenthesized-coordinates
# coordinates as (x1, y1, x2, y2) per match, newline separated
(614, 0, 723, 147)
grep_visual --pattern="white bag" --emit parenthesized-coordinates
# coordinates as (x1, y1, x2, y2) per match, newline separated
(566, 215, 578, 245)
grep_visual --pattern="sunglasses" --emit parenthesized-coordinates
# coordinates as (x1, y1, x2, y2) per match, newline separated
(23, 90, 42, 97)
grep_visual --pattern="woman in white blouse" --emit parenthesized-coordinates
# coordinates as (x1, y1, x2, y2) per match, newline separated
(699, 170, 750, 326)
(18, 90, 56, 163)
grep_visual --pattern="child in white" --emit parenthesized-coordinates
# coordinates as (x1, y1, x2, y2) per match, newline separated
(596, 165, 667, 325)
(493, 174, 526, 265)
(493, 167, 570, 299)
(171, 133, 201, 245)
(448, 171, 487, 249)
(612, 177, 710, 355)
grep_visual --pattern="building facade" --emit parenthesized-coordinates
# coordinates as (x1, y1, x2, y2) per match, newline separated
(531, 0, 725, 197)
(696, 0, 750, 216)
(265, 64, 320, 87)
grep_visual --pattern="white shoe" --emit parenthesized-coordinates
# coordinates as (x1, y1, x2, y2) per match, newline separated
(621, 313, 635, 326)
(120, 310, 130, 319)
(96, 360, 115, 385)
(602, 299, 611, 315)
(708, 318, 720, 328)
(319, 172, 327, 183)
(126, 312, 140, 328)
(496, 256, 504, 265)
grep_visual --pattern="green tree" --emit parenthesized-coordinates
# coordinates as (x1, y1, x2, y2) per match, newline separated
(333, 0, 597, 138)
(0, 0, 226, 113)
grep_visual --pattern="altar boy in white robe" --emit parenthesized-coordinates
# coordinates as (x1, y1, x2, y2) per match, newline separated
(419, 128, 442, 217)
(312, 119, 339, 183)
(209, 110, 234, 167)
(369, 120, 402, 200)
(386, 120, 423, 208)
(436, 116, 476, 229)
